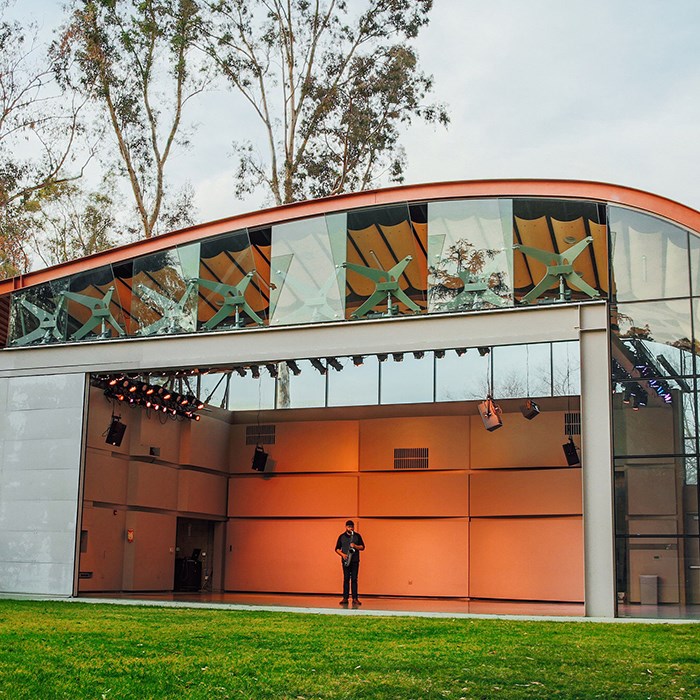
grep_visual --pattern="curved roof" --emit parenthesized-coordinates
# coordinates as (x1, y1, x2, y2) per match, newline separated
(2, 178, 700, 295)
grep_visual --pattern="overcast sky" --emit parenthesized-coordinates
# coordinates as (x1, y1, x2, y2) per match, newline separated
(13, 0, 700, 224)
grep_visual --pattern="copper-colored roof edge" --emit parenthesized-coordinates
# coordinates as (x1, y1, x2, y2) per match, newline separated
(3, 178, 700, 295)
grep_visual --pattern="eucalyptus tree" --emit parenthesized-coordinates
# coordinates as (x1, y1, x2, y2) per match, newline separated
(0, 1, 87, 278)
(54, 0, 208, 239)
(200, 0, 448, 205)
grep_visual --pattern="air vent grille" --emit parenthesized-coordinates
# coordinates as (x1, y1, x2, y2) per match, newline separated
(394, 447, 429, 470)
(246, 424, 276, 445)
(565, 412, 581, 436)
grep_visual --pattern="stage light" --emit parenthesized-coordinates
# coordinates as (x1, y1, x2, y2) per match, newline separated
(412, 351, 424, 360)
(478, 347, 490, 356)
(623, 387, 632, 404)
(310, 358, 327, 375)
(455, 348, 467, 356)
(128, 384, 137, 393)
(434, 350, 445, 359)
(478, 396, 503, 431)
(233, 366, 246, 377)
(352, 355, 364, 366)
(327, 357, 343, 372)
(287, 360, 301, 375)
(377, 353, 388, 363)
(250, 365, 261, 379)
(392, 353, 404, 362)
(519, 399, 540, 420)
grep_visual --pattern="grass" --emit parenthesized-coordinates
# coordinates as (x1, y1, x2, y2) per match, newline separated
(0, 600, 698, 699)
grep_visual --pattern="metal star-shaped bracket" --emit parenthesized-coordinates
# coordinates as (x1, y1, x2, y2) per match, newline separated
(196, 273, 264, 329)
(514, 237, 599, 304)
(445, 270, 506, 310)
(135, 279, 198, 335)
(342, 255, 420, 319)
(62, 287, 125, 340)
(13, 295, 66, 346)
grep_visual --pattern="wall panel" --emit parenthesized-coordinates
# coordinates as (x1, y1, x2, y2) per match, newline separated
(126, 461, 178, 511)
(122, 510, 176, 590)
(83, 448, 128, 504)
(178, 471, 228, 516)
(78, 505, 126, 591)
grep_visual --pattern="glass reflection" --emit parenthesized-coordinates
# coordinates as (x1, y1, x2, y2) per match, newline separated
(380, 353, 433, 404)
(493, 343, 551, 398)
(9, 278, 70, 346)
(344, 204, 426, 319)
(552, 340, 580, 395)
(513, 199, 607, 305)
(610, 206, 689, 302)
(327, 355, 379, 407)
(270, 214, 346, 325)
(613, 299, 693, 377)
(63, 264, 129, 341)
(228, 369, 276, 411)
(283, 359, 326, 408)
(435, 349, 490, 401)
(428, 199, 513, 312)
(132, 243, 200, 336)
(197, 228, 270, 330)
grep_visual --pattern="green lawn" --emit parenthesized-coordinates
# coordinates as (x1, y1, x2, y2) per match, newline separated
(0, 600, 697, 699)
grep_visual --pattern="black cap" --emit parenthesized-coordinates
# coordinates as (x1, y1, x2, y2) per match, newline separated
(345, 520, 354, 527)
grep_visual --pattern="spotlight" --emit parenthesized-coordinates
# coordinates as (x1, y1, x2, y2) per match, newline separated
(327, 357, 343, 372)
(520, 399, 540, 420)
(434, 350, 445, 359)
(233, 366, 246, 377)
(623, 387, 632, 404)
(412, 351, 424, 360)
(249, 365, 260, 379)
(128, 384, 137, 393)
(266, 363, 278, 378)
(287, 360, 301, 376)
(478, 347, 490, 356)
(352, 355, 364, 366)
(392, 353, 404, 362)
(377, 353, 388, 363)
(478, 396, 503, 432)
(105, 416, 126, 447)
(310, 358, 327, 375)
(252, 445, 268, 472)
(455, 348, 467, 356)
(563, 436, 580, 466)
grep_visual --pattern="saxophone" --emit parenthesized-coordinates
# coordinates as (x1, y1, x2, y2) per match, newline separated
(344, 530, 355, 568)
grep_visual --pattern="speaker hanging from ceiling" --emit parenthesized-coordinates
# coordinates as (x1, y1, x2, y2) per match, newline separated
(105, 416, 126, 447)
(251, 444, 269, 472)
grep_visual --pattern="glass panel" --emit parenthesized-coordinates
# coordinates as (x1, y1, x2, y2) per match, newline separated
(552, 340, 580, 395)
(63, 264, 129, 341)
(131, 243, 200, 336)
(283, 360, 326, 408)
(493, 343, 551, 398)
(228, 368, 276, 411)
(688, 232, 700, 296)
(427, 199, 513, 312)
(8, 278, 70, 346)
(379, 353, 433, 404)
(344, 203, 426, 319)
(613, 299, 693, 378)
(513, 199, 607, 305)
(436, 348, 490, 401)
(269, 214, 346, 325)
(327, 355, 379, 407)
(197, 228, 270, 330)
(199, 372, 230, 409)
(610, 206, 689, 302)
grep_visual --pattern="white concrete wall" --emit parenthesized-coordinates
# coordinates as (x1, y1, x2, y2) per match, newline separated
(0, 373, 86, 595)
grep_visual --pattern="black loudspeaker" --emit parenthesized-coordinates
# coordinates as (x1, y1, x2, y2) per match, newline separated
(563, 438, 580, 466)
(106, 418, 126, 447)
(252, 445, 268, 472)
(520, 399, 540, 420)
(478, 398, 503, 431)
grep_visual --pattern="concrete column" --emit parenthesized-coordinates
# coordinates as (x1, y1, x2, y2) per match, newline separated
(579, 304, 616, 617)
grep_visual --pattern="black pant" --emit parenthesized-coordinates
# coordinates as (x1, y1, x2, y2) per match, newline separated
(342, 559, 359, 600)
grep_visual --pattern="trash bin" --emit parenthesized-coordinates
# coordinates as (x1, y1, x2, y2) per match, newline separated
(639, 575, 658, 605)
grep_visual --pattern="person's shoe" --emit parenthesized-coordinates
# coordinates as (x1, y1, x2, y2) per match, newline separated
(352, 599, 362, 606)
(339, 599, 349, 606)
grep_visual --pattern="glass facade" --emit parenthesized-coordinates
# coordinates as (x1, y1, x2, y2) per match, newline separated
(3, 191, 700, 618)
